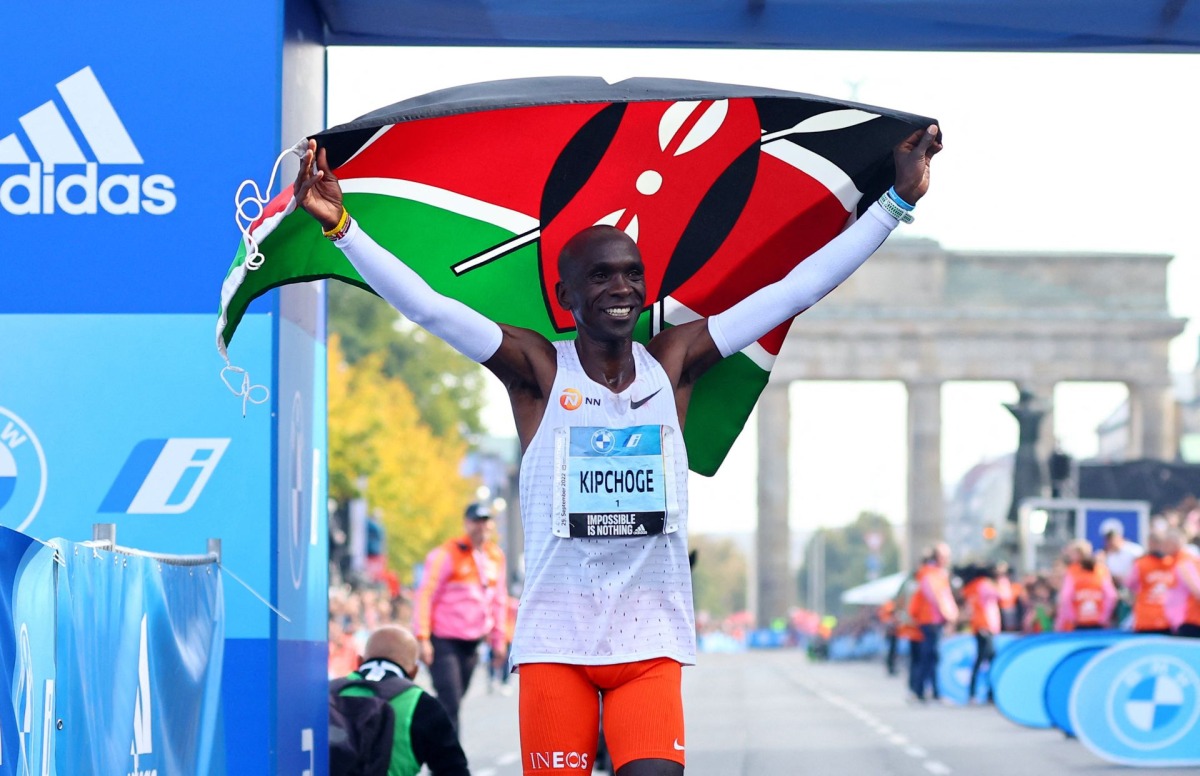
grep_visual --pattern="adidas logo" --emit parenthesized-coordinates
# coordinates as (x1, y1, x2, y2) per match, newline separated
(1, 67, 176, 216)
(633, 524, 648, 535)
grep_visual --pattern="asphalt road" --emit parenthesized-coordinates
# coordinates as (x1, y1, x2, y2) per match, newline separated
(448, 650, 1196, 775)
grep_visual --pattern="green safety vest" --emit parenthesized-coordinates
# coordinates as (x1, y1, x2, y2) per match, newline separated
(339, 671, 424, 776)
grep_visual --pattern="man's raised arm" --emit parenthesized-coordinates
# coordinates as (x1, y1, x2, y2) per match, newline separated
(657, 124, 942, 386)
(293, 140, 554, 392)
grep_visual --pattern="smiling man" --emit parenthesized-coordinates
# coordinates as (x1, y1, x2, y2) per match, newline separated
(295, 123, 940, 776)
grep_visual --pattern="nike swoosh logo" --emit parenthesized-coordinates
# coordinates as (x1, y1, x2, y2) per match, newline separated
(673, 739, 685, 751)
(630, 388, 662, 410)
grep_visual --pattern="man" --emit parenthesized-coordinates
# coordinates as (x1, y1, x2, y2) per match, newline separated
(1176, 530, 1200, 638)
(877, 598, 898, 676)
(908, 543, 958, 702)
(296, 122, 940, 775)
(1103, 523, 1144, 589)
(412, 503, 509, 730)
(1055, 540, 1116, 631)
(331, 624, 470, 776)
(961, 563, 999, 703)
(993, 561, 1023, 632)
(1128, 528, 1178, 634)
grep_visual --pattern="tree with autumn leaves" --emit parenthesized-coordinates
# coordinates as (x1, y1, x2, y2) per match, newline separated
(327, 332, 479, 585)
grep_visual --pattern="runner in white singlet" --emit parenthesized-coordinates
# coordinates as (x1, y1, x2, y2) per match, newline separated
(293, 124, 941, 776)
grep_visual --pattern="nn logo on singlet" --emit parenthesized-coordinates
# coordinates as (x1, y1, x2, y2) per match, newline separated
(1, 67, 176, 216)
(559, 388, 600, 411)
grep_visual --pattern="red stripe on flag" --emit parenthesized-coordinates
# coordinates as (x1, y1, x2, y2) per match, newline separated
(672, 152, 849, 357)
(332, 103, 608, 218)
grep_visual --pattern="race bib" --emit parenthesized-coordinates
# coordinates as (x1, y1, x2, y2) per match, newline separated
(552, 425, 680, 538)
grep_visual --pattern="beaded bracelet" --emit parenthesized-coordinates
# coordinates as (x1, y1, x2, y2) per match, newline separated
(323, 208, 352, 241)
(878, 190, 914, 224)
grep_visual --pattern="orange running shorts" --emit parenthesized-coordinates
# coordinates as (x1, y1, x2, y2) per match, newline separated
(518, 658, 686, 774)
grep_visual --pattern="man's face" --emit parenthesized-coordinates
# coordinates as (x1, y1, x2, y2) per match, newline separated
(556, 229, 646, 342)
(466, 517, 493, 546)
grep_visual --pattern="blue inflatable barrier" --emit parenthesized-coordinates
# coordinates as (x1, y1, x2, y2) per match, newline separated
(934, 632, 1019, 705)
(993, 631, 1134, 728)
(747, 629, 788, 648)
(1070, 638, 1200, 767)
(986, 631, 1030, 690)
(1043, 646, 1104, 736)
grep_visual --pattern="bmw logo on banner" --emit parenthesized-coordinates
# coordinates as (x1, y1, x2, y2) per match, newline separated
(1070, 638, 1200, 766)
(0, 406, 48, 533)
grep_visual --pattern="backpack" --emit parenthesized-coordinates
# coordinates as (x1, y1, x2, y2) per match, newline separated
(329, 676, 407, 776)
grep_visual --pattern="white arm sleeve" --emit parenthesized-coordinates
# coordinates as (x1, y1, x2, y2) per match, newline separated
(334, 219, 504, 363)
(707, 201, 898, 358)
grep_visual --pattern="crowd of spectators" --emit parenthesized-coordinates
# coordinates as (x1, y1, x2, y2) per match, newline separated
(329, 582, 414, 678)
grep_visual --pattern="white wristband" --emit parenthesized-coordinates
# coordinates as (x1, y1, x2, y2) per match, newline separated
(878, 190, 914, 224)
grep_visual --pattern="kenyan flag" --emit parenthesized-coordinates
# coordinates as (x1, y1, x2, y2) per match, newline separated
(217, 77, 934, 475)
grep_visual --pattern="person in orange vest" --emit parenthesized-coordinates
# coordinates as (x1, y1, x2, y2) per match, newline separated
(894, 575, 924, 695)
(1176, 534, 1200, 638)
(412, 502, 508, 729)
(908, 543, 958, 702)
(962, 563, 1000, 703)
(878, 598, 899, 676)
(1055, 541, 1117, 631)
(1127, 528, 1179, 635)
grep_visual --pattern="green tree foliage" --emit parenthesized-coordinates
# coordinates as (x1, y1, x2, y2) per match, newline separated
(798, 511, 901, 617)
(327, 282, 487, 438)
(327, 335, 477, 583)
(690, 535, 749, 619)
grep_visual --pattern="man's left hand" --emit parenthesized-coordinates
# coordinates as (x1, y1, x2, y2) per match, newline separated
(893, 124, 943, 205)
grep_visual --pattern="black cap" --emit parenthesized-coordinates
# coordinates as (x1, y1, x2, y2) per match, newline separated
(464, 503, 493, 521)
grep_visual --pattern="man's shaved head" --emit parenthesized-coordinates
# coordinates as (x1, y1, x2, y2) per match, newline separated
(557, 225, 640, 283)
(363, 624, 420, 675)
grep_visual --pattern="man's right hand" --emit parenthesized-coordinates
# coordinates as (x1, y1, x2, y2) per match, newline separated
(294, 138, 344, 232)
(419, 639, 434, 666)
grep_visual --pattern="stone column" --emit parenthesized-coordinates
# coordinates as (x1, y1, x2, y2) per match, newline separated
(1126, 380, 1177, 461)
(906, 380, 943, 568)
(756, 383, 792, 627)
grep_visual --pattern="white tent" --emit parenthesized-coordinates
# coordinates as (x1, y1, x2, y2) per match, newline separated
(840, 572, 908, 606)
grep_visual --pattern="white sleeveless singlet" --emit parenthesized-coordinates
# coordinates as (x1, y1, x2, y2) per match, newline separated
(510, 340, 696, 667)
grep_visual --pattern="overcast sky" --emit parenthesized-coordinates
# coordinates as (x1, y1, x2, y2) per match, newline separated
(326, 47, 1200, 536)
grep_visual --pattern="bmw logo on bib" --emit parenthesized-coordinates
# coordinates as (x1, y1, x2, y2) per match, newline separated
(1070, 638, 1200, 766)
(590, 429, 616, 454)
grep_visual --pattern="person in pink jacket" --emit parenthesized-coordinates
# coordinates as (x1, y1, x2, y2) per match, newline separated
(412, 502, 508, 729)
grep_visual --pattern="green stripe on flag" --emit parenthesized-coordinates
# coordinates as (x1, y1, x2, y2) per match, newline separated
(685, 351, 767, 476)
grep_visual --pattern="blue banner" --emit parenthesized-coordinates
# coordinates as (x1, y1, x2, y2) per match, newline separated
(1070, 638, 1200, 767)
(1081, 507, 1144, 549)
(1, 2, 282, 315)
(0, 526, 224, 776)
(0, 314, 273, 641)
(2, 528, 51, 776)
(993, 631, 1137, 728)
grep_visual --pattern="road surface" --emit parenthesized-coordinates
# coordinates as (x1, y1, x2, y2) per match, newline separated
(449, 649, 1194, 775)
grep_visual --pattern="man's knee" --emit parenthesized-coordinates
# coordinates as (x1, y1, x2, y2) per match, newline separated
(615, 758, 684, 776)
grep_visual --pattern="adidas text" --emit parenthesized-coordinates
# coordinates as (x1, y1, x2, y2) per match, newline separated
(1, 163, 176, 216)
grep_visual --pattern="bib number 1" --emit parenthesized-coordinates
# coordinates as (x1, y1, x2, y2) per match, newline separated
(552, 425, 680, 539)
